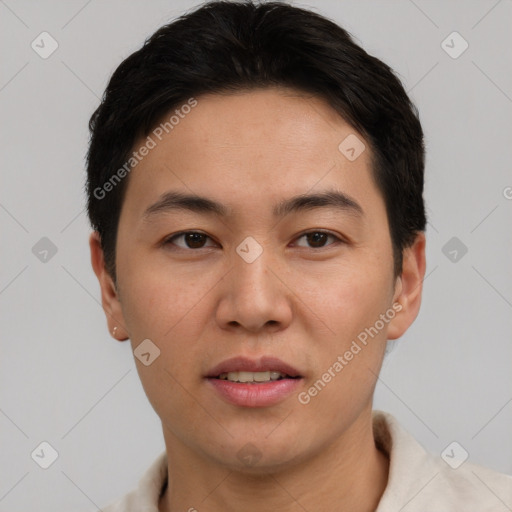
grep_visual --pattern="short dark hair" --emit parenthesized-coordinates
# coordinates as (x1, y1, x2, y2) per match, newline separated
(86, 0, 426, 283)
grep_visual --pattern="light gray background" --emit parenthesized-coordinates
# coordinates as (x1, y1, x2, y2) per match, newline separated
(1, 0, 511, 510)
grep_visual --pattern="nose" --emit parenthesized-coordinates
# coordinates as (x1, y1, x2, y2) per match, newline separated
(215, 243, 293, 334)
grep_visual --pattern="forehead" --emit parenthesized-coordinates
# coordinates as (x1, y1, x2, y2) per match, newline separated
(161, 87, 359, 159)
(121, 87, 379, 219)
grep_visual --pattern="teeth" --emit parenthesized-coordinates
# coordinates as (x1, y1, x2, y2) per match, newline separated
(218, 371, 289, 383)
(254, 371, 271, 382)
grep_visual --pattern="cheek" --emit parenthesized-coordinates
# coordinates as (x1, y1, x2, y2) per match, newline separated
(118, 269, 215, 423)
(306, 261, 392, 339)
(118, 263, 218, 390)
(118, 257, 217, 342)
(298, 271, 392, 422)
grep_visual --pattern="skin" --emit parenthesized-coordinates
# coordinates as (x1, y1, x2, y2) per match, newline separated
(90, 87, 426, 512)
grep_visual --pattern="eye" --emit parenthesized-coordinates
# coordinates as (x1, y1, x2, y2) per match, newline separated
(162, 229, 344, 251)
(163, 231, 217, 250)
(293, 230, 343, 249)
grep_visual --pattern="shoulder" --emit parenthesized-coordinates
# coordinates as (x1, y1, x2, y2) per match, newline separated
(425, 454, 512, 510)
(373, 410, 512, 511)
(100, 451, 168, 512)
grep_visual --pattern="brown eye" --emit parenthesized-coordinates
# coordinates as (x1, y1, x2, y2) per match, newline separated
(294, 231, 341, 249)
(164, 231, 215, 250)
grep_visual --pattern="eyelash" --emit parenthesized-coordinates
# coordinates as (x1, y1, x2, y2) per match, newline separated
(162, 230, 345, 251)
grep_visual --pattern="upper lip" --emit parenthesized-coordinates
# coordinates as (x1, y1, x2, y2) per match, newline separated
(206, 356, 302, 378)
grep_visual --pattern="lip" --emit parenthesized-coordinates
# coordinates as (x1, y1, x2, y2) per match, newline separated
(205, 356, 303, 408)
(206, 356, 301, 378)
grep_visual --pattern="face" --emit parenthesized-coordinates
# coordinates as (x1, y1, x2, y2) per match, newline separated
(90, 87, 425, 472)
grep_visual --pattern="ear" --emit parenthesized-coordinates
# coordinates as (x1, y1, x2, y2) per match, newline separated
(387, 232, 426, 340)
(89, 231, 129, 341)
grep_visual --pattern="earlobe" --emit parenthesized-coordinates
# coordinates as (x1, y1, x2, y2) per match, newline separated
(89, 231, 129, 341)
(387, 233, 426, 340)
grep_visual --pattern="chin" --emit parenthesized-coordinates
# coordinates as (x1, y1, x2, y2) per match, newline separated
(203, 431, 313, 474)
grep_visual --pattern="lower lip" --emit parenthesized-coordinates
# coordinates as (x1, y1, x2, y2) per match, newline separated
(207, 377, 302, 407)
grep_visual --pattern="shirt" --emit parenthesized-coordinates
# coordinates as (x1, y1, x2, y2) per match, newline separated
(100, 410, 512, 511)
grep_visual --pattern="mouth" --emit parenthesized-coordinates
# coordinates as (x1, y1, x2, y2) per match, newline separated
(206, 356, 303, 407)
(206, 355, 302, 380)
(216, 371, 300, 383)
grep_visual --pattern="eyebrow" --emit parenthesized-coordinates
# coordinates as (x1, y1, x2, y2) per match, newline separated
(141, 188, 364, 222)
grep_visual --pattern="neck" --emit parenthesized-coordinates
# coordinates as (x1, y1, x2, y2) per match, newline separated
(159, 409, 389, 512)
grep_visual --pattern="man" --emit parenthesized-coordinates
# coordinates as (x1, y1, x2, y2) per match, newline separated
(87, 1, 512, 510)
